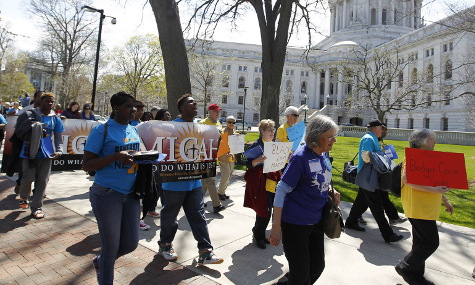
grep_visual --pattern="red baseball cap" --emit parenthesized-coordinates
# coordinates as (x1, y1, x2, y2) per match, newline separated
(208, 104, 222, 111)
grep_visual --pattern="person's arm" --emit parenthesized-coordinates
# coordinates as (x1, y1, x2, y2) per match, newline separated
(269, 180, 294, 246)
(402, 164, 450, 194)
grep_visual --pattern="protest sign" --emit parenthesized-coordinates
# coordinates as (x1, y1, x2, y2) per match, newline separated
(405, 148, 468, 189)
(384, 144, 398, 159)
(263, 142, 293, 173)
(228, 134, 245, 154)
(137, 121, 220, 182)
(286, 121, 306, 151)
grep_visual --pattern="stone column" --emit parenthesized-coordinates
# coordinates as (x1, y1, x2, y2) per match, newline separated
(316, 70, 322, 109)
(330, 7, 335, 33)
(337, 67, 344, 106)
(324, 68, 330, 105)
(342, 0, 348, 29)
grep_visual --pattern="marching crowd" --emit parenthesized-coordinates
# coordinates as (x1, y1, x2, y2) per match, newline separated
(0, 90, 474, 285)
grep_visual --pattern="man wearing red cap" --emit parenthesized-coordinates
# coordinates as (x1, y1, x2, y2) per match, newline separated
(199, 103, 226, 213)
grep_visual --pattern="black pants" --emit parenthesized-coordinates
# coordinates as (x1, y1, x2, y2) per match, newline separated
(282, 221, 325, 285)
(252, 192, 275, 240)
(346, 188, 394, 240)
(403, 218, 439, 277)
(347, 189, 400, 222)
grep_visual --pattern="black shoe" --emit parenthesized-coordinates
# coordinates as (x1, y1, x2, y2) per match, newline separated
(264, 238, 270, 244)
(224, 194, 230, 199)
(204, 202, 207, 208)
(253, 237, 266, 249)
(345, 222, 365, 232)
(213, 205, 226, 213)
(357, 216, 367, 225)
(385, 233, 404, 243)
(395, 262, 422, 285)
(415, 276, 435, 285)
(218, 194, 227, 201)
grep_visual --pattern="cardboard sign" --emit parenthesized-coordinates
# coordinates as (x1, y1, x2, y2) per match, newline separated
(137, 121, 220, 182)
(286, 121, 306, 151)
(405, 148, 468, 190)
(384, 144, 398, 159)
(263, 142, 293, 173)
(228, 134, 245, 154)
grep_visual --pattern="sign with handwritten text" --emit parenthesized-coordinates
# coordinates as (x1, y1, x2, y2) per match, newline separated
(286, 121, 306, 151)
(263, 142, 293, 173)
(405, 148, 468, 189)
(228, 134, 245, 154)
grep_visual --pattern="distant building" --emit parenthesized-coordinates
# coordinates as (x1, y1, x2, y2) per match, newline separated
(187, 1, 475, 131)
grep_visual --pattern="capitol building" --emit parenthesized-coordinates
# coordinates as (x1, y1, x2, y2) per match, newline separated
(188, 0, 475, 132)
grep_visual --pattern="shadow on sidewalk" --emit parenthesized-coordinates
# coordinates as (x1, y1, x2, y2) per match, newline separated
(66, 233, 101, 256)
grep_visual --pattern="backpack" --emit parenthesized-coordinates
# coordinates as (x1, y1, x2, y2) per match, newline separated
(390, 162, 402, 197)
(342, 153, 358, 184)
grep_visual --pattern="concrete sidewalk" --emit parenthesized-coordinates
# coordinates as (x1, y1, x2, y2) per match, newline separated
(1, 168, 475, 285)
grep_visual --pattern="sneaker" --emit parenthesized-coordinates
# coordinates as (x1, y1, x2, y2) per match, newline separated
(19, 199, 29, 209)
(213, 205, 226, 213)
(218, 194, 227, 201)
(389, 217, 408, 226)
(92, 256, 100, 282)
(139, 220, 150, 230)
(385, 233, 404, 243)
(198, 249, 223, 265)
(147, 211, 160, 218)
(472, 267, 475, 278)
(345, 222, 365, 232)
(158, 243, 178, 261)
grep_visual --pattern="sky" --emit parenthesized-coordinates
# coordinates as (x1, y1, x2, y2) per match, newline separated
(0, 0, 468, 53)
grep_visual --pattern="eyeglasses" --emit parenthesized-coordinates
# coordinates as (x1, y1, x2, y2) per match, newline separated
(227, 121, 236, 124)
(290, 114, 299, 117)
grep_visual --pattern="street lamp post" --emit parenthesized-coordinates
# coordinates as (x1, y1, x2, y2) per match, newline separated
(303, 94, 308, 124)
(81, 5, 116, 111)
(242, 86, 248, 132)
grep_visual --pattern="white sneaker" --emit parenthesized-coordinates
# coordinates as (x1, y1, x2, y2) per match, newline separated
(159, 243, 178, 261)
(139, 220, 150, 230)
(198, 249, 224, 265)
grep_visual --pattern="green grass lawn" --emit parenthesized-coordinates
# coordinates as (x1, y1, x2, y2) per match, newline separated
(239, 133, 475, 229)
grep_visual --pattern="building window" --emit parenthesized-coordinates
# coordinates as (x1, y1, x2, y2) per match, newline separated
(443, 44, 448, 52)
(290, 70, 294, 76)
(445, 93, 451, 105)
(321, 71, 325, 79)
(320, 82, 324, 95)
(301, 71, 305, 77)
(301, 81, 307, 93)
(238, 76, 246, 88)
(237, 112, 243, 119)
(411, 68, 418, 85)
(424, 118, 430, 129)
(408, 118, 414, 129)
(285, 70, 290, 76)
(449, 42, 453, 51)
(254, 96, 260, 106)
(398, 72, 404, 87)
(222, 75, 229, 87)
(222, 95, 227, 104)
(445, 60, 452, 80)
(253, 113, 259, 122)
(286, 80, 293, 92)
(254, 77, 261, 90)
(441, 118, 448, 131)
(306, 71, 309, 77)
(238, 66, 247, 72)
(411, 94, 416, 107)
(254, 67, 258, 73)
(382, 9, 387, 25)
(371, 8, 377, 25)
(427, 64, 434, 83)
(426, 93, 432, 107)
(395, 118, 400, 128)
(221, 111, 227, 118)
(238, 96, 244, 105)
(222, 64, 231, 71)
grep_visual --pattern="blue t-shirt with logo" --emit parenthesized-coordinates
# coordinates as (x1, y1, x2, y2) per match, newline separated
(280, 145, 332, 225)
(20, 113, 65, 159)
(84, 119, 141, 194)
(161, 118, 202, 191)
(357, 132, 380, 173)
(0, 114, 7, 124)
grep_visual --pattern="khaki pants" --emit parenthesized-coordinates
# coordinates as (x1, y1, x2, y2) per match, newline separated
(19, 159, 52, 212)
(218, 160, 234, 195)
(201, 177, 221, 207)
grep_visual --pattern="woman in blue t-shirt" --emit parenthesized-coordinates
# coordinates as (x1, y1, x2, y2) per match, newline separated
(83, 92, 140, 285)
(269, 115, 341, 285)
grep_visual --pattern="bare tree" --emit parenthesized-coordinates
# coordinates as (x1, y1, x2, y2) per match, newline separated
(185, 0, 323, 124)
(0, 19, 14, 86)
(149, 0, 191, 117)
(27, 0, 97, 104)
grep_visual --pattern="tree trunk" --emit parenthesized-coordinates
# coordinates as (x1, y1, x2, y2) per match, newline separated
(149, 0, 191, 117)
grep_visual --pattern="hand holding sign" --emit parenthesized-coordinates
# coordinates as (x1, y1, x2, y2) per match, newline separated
(405, 148, 468, 190)
(228, 134, 245, 154)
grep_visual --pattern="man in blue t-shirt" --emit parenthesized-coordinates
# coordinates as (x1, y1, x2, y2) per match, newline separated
(158, 94, 224, 266)
(16, 92, 64, 219)
(345, 120, 403, 243)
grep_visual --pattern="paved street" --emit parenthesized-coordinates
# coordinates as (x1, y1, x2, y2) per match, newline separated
(1, 166, 475, 285)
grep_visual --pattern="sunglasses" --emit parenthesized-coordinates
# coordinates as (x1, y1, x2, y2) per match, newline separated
(290, 114, 299, 117)
(227, 121, 236, 124)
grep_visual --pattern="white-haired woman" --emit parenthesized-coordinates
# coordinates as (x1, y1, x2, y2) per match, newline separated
(276, 106, 299, 142)
(395, 129, 453, 285)
(269, 115, 340, 284)
(217, 115, 237, 200)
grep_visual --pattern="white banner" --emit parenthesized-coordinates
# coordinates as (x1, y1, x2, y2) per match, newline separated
(263, 142, 293, 173)
(228, 134, 245, 154)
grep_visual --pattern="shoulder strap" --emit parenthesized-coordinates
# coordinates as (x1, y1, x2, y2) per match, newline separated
(103, 122, 108, 142)
(351, 152, 358, 163)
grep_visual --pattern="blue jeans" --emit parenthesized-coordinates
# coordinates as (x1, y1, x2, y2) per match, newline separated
(89, 183, 140, 285)
(159, 187, 212, 250)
